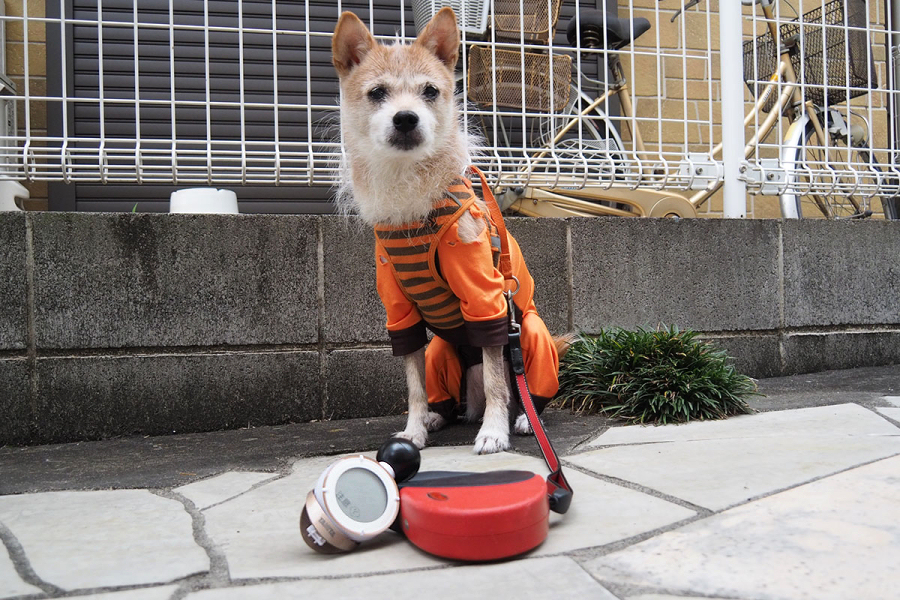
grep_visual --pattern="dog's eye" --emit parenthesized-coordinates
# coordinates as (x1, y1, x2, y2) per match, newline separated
(367, 86, 388, 102)
(423, 84, 440, 101)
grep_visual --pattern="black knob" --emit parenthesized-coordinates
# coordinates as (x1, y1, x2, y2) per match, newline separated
(376, 437, 420, 483)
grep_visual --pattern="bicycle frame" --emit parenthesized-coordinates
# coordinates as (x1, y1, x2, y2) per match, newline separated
(499, 1, 843, 219)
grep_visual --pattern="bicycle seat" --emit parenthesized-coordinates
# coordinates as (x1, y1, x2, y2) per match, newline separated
(566, 10, 651, 51)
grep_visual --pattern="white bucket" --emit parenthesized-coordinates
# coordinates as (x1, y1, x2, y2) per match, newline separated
(169, 188, 239, 214)
(0, 181, 29, 211)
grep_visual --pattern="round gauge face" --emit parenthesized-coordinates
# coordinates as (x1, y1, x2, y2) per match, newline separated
(333, 467, 389, 523)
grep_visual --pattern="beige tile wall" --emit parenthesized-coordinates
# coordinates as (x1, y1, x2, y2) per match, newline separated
(1, 1, 892, 217)
(5, 0, 47, 210)
(624, 0, 890, 218)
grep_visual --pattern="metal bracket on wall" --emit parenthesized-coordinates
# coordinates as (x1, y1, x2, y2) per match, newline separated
(677, 153, 724, 191)
(743, 159, 788, 196)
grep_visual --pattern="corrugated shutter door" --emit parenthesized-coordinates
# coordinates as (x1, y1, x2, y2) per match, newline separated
(48, 0, 608, 213)
(49, 0, 418, 213)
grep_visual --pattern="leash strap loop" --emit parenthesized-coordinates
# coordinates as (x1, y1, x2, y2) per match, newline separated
(470, 166, 513, 281)
(473, 165, 574, 515)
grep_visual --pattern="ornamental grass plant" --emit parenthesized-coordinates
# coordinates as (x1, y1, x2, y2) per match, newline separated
(555, 327, 757, 424)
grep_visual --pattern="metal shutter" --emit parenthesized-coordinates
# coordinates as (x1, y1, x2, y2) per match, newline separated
(47, 0, 609, 213)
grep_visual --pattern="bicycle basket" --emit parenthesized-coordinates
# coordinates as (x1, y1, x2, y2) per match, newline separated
(412, 0, 491, 38)
(492, 0, 563, 44)
(742, 0, 876, 112)
(467, 45, 571, 112)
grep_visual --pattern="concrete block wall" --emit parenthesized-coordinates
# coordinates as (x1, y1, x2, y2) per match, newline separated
(1, 212, 898, 446)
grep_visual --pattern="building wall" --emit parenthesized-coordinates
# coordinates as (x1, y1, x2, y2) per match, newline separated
(0, 1, 893, 216)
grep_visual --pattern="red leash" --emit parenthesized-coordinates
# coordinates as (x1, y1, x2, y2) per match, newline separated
(470, 165, 573, 514)
(507, 301, 573, 514)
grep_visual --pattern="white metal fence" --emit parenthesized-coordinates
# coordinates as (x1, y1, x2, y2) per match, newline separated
(2, 0, 899, 216)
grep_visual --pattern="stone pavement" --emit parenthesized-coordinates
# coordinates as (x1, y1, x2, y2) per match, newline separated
(1, 364, 899, 600)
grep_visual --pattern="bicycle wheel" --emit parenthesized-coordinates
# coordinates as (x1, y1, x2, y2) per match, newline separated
(782, 114, 898, 219)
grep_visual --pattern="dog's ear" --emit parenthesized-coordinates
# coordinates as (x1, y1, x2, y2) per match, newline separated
(414, 7, 460, 70)
(332, 11, 376, 78)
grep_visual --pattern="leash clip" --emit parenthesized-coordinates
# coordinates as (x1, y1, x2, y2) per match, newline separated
(505, 275, 521, 333)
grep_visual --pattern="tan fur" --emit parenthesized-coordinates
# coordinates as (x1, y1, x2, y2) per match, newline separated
(332, 9, 515, 454)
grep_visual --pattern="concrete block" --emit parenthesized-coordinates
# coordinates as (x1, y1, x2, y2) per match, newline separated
(322, 217, 388, 344)
(0, 213, 27, 350)
(32, 351, 320, 444)
(31, 213, 319, 349)
(324, 348, 407, 420)
(570, 218, 780, 333)
(506, 217, 570, 335)
(782, 331, 900, 375)
(700, 333, 782, 379)
(0, 358, 31, 446)
(782, 220, 900, 328)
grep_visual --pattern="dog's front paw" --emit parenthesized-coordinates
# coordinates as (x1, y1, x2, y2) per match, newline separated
(473, 430, 510, 454)
(514, 413, 540, 435)
(394, 428, 428, 450)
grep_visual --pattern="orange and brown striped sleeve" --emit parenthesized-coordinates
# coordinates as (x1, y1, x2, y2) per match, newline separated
(437, 215, 509, 347)
(375, 240, 428, 356)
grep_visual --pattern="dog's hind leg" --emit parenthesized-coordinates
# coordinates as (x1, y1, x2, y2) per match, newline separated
(473, 345, 511, 454)
(514, 412, 537, 435)
(464, 363, 486, 423)
(395, 347, 431, 449)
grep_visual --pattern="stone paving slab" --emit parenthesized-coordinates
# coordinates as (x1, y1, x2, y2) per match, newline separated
(202, 447, 694, 580)
(61, 586, 179, 600)
(567, 404, 900, 510)
(627, 596, 734, 600)
(876, 407, 900, 422)
(0, 546, 41, 599)
(185, 556, 616, 600)
(586, 403, 899, 447)
(175, 471, 279, 510)
(583, 454, 900, 600)
(0, 490, 208, 591)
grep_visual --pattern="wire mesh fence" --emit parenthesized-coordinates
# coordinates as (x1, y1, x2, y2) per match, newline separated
(1, 0, 898, 216)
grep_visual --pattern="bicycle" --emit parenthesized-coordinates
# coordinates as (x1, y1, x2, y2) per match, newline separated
(440, 0, 900, 219)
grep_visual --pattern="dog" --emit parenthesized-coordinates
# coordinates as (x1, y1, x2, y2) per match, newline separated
(332, 8, 565, 454)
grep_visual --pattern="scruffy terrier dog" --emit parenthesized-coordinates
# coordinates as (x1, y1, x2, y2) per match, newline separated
(332, 8, 563, 454)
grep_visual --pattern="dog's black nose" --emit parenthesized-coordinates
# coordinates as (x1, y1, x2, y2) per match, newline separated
(393, 111, 419, 133)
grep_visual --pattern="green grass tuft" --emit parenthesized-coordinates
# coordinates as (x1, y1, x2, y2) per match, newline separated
(555, 326, 758, 424)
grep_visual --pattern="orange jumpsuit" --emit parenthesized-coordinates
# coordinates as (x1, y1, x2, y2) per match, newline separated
(374, 175, 559, 421)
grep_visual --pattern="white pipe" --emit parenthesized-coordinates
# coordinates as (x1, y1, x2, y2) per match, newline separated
(889, 0, 900, 165)
(0, 181, 30, 211)
(719, 0, 748, 217)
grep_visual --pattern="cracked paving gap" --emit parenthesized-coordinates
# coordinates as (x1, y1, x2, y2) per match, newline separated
(0, 519, 59, 597)
(176, 472, 286, 513)
(201, 474, 288, 513)
(151, 490, 230, 586)
(562, 461, 715, 515)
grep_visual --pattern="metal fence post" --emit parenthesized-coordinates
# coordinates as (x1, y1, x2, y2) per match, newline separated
(719, 0, 748, 217)
(888, 0, 900, 166)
